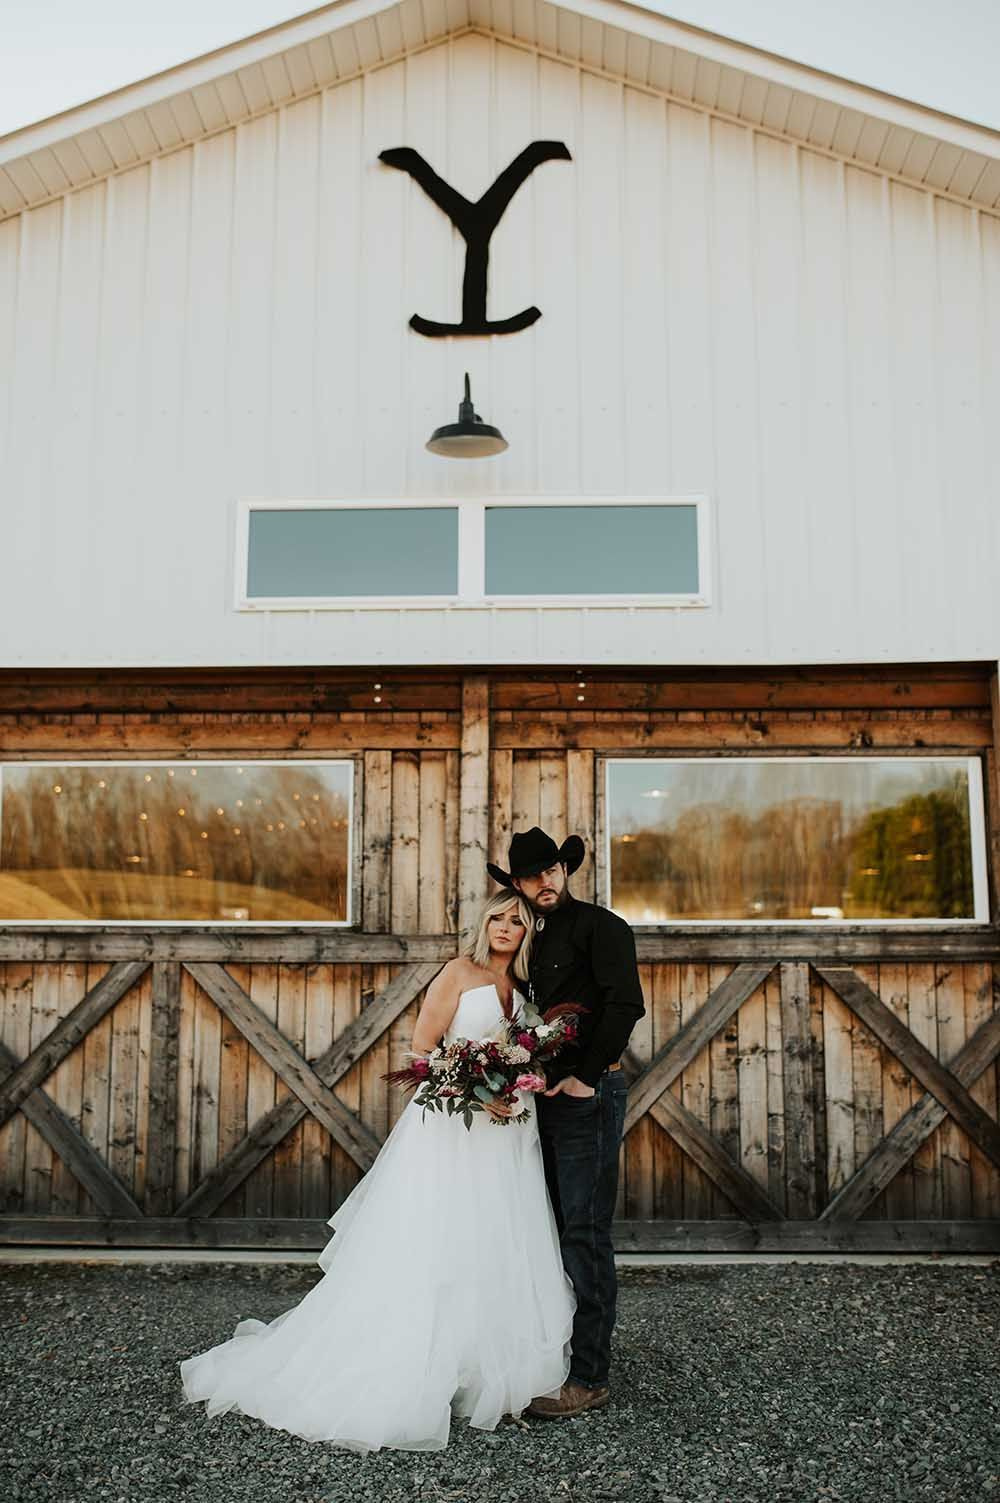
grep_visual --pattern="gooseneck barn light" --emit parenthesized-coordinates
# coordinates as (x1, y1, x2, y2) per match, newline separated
(425, 373, 508, 458)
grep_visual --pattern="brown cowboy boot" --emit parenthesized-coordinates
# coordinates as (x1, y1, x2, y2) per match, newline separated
(526, 1380, 610, 1419)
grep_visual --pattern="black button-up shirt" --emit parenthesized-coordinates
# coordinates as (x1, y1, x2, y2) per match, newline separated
(528, 894, 645, 1087)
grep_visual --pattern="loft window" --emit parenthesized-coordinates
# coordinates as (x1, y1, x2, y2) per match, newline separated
(244, 504, 459, 603)
(0, 760, 354, 926)
(484, 502, 702, 598)
(604, 756, 988, 925)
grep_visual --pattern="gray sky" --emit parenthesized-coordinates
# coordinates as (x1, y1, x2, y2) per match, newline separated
(1, 0, 998, 140)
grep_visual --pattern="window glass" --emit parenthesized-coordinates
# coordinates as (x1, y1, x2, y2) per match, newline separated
(0, 762, 352, 924)
(247, 508, 458, 598)
(607, 757, 984, 923)
(485, 504, 699, 595)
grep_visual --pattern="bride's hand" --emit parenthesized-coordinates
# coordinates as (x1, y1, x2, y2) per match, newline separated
(543, 1075, 596, 1099)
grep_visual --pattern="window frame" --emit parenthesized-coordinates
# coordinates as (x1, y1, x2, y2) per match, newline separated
(600, 753, 991, 928)
(0, 758, 358, 929)
(235, 496, 712, 610)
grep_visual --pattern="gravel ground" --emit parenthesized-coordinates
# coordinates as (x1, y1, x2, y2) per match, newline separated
(1, 1259, 998, 1503)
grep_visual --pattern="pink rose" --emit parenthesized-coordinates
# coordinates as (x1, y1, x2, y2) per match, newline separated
(412, 1058, 431, 1078)
(516, 1032, 535, 1050)
(514, 1072, 547, 1093)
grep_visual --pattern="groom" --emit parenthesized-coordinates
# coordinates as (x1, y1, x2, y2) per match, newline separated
(486, 826, 645, 1418)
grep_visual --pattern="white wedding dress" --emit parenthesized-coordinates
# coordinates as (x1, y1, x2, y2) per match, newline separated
(179, 982, 575, 1452)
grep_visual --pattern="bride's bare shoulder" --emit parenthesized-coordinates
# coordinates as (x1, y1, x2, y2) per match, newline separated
(435, 956, 480, 988)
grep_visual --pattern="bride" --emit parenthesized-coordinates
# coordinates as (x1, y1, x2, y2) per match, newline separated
(179, 889, 576, 1452)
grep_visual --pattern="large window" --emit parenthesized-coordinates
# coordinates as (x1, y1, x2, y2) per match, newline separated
(0, 761, 354, 926)
(237, 497, 709, 608)
(605, 756, 988, 925)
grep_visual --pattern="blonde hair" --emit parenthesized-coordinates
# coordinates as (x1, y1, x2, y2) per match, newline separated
(464, 889, 535, 982)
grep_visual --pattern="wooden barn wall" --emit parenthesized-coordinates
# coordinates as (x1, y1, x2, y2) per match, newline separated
(3, 33, 1000, 670)
(1, 664, 999, 1248)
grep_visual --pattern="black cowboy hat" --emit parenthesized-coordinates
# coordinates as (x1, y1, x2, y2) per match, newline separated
(486, 825, 585, 887)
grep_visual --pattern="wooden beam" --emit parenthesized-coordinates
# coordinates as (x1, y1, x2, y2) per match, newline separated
(492, 719, 991, 751)
(144, 962, 181, 1216)
(492, 675, 992, 712)
(362, 752, 392, 931)
(612, 1219, 1000, 1254)
(3, 1215, 997, 1254)
(0, 720, 460, 753)
(175, 961, 441, 1214)
(821, 1003, 1000, 1221)
(182, 962, 382, 1173)
(622, 1050, 784, 1222)
(815, 964, 1000, 1172)
(623, 963, 774, 1134)
(0, 932, 459, 963)
(631, 930, 1000, 963)
(0, 961, 150, 1129)
(0, 1041, 143, 1218)
(458, 676, 490, 947)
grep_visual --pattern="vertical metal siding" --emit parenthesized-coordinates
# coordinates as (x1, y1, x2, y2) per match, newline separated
(1, 32, 998, 668)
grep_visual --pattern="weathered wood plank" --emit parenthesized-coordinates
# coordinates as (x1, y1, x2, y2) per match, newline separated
(492, 674, 991, 712)
(5, 1216, 996, 1254)
(417, 753, 447, 934)
(764, 966, 786, 1211)
(936, 961, 972, 1217)
(145, 962, 181, 1216)
(492, 718, 991, 751)
(23, 967, 58, 1212)
(109, 967, 142, 1205)
(709, 962, 741, 1218)
(301, 964, 334, 1219)
(457, 677, 490, 946)
(0, 720, 460, 752)
(566, 749, 596, 903)
(622, 1049, 784, 1222)
(272, 965, 307, 1217)
(215, 961, 250, 1219)
(850, 965, 885, 1214)
(488, 750, 513, 890)
(779, 962, 818, 1218)
(877, 963, 915, 1219)
(183, 962, 381, 1173)
(0, 1038, 143, 1217)
(174, 962, 440, 1216)
(906, 962, 942, 1217)
(624, 963, 774, 1134)
(0, 928, 992, 965)
(815, 964, 1000, 1172)
(737, 963, 769, 1196)
(678, 963, 712, 1219)
(821, 999, 1000, 1222)
(965, 962, 1000, 1218)
(0, 961, 150, 1129)
(391, 752, 421, 935)
(362, 751, 393, 933)
(49, 962, 87, 1215)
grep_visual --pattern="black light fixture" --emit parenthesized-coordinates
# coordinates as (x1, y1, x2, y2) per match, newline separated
(425, 372, 508, 458)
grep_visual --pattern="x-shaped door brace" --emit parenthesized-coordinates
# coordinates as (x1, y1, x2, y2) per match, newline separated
(2, 957, 998, 1226)
(621, 960, 1000, 1224)
(0, 959, 442, 1220)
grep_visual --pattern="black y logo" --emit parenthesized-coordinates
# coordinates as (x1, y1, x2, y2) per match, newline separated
(378, 141, 572, 336)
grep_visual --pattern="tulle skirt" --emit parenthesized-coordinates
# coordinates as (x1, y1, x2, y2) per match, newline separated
(179, 1091, 575, 1452)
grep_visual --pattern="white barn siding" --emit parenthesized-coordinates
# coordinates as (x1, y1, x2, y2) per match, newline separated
(1, 31, 998, 667)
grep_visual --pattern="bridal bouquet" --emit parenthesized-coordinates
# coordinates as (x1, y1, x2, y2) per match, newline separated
(383, 1000, 585, 1128)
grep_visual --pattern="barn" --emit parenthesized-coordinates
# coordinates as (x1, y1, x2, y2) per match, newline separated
(1, 0, 999, 1256)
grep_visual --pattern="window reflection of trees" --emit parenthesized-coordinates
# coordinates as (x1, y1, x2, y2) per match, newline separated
(0, 765, 350, 923)
(612, 776, 974, 922)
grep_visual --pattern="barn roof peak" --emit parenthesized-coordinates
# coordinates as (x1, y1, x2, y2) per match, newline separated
(1, 0, 999, 222)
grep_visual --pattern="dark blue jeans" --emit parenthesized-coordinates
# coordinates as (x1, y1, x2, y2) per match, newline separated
(536, 1069, 628, 1389)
